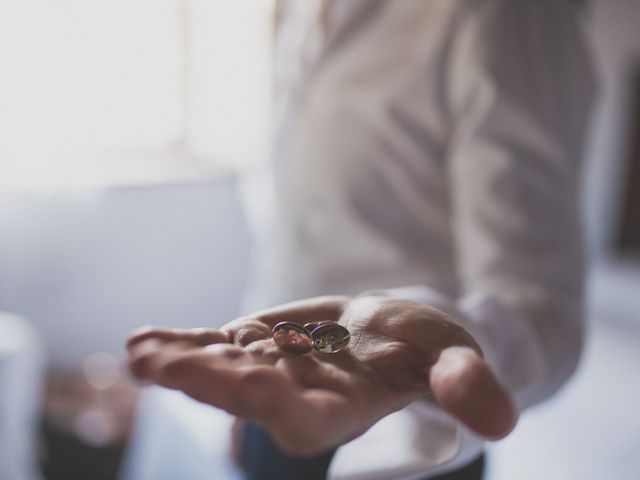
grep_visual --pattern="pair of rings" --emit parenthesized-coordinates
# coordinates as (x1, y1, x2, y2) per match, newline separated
(272, 321, 350, 355)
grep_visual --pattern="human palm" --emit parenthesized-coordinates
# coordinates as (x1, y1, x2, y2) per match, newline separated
(126, 295, 515, 456)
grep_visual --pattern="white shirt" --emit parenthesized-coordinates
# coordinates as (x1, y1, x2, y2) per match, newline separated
(242, 1, 596, 478)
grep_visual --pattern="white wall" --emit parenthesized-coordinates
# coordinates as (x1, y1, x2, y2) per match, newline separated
(0, 177, 250, 369)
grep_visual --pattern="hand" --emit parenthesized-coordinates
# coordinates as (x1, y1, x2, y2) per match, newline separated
(126, 295, 516, 456)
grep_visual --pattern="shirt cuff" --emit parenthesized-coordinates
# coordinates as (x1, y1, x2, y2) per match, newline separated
(328, 400, 484, 480)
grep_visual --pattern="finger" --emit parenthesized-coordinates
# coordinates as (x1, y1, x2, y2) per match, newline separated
(150, 349, 353, 456)
(126, 326, 229, 350)
(248, 296, 349, 329)
(128, 340, 362, 456)
(127, 337, 201, 381)
(126, 330, 238, 382)
(428, 346, 516, 439)
(158, 353, 302, 423)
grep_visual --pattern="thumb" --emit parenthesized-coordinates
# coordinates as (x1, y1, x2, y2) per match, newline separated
(428, 346, 517, 439)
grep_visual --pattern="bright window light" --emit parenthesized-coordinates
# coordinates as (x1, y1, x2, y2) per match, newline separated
(0, 0, 273, 189)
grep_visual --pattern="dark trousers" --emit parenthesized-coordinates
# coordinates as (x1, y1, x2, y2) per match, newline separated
(240, 422, 484, 480)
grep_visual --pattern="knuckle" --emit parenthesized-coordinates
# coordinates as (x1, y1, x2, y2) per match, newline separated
(244, 341, 280, 362)
(125, 327, 157, 350)
(191, 328, 228, 345)
(158, 354, 195, 379)
(234, 325, 268, 347)
(212, 343, 249, 361)
(128, 351, 157, 378)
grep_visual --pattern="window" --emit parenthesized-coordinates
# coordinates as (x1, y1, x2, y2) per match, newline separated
(0, 0, 273, 189)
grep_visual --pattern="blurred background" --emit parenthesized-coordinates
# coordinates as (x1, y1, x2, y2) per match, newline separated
(0, 1, 638, 479)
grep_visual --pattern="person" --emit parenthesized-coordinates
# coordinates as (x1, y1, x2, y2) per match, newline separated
(126, 1, 596, 479)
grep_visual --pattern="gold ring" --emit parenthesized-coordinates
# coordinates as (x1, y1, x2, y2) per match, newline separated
(272, 321, 350, 354)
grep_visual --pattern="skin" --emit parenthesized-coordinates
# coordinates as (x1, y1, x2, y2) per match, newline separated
(126, 294, 517, 457)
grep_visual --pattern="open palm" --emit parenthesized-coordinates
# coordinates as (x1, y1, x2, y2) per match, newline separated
(126, 295, 515, 456)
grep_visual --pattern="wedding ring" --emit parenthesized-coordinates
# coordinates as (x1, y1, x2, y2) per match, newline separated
(272, 322, 313, 354)
(272, 321, 350, 354)
(309, 322, 350, 353)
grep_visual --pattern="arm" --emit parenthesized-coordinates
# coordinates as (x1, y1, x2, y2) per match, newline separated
(445, 0, 596, 409)
(328, 2, 597, 477)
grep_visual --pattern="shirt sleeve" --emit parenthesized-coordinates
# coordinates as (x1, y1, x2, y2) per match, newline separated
(440, 0, 596, 410)
(330, 2, 596, 479)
